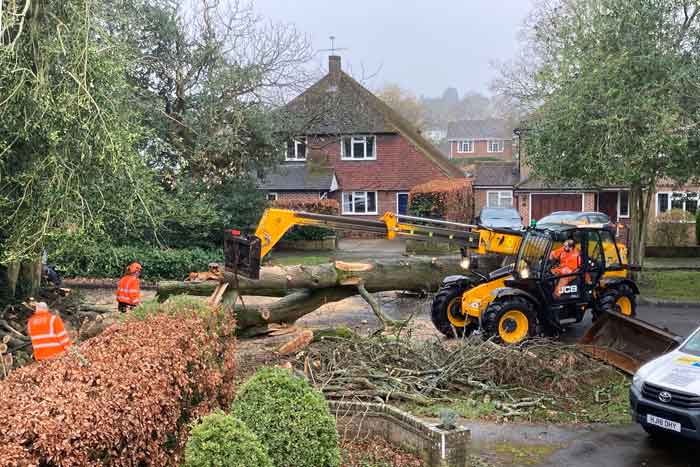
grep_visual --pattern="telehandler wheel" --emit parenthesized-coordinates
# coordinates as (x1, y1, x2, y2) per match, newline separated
(598, 284, 637, 317)
(483, 297, 537, 345)
(431, 284, 477, 338)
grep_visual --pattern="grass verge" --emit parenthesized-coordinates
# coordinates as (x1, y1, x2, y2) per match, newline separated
(639, 271, 700, 302)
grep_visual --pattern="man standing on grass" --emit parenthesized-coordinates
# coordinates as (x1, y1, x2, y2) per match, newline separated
(116, 261, 142, 313)
(27, 302, 71, 360)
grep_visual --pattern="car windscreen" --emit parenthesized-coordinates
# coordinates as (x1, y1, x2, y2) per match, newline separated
(538, 213, 579, 223)
(681, 329, 700, 357)
(482, 209, 520, 221)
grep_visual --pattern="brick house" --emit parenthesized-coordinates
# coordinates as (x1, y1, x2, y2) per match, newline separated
(447, 119, 514, 162)
(260, 55, 464, 219)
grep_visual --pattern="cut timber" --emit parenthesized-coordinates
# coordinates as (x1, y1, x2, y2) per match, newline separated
(159, 256, 466, 333)
(277, 329, 314, 355)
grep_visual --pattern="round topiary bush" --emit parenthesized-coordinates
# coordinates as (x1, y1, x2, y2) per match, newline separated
(184, 411, 272, 467)
(231, 367, 340, 467)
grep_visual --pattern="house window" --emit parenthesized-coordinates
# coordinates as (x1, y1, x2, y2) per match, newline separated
(486, 191, 513, 208)
(657, 191, 698, 218)
(457, 140, 473, 153)
(267, 192, 278, 201)
(319, 191, 328, 200)
(342, 191, 378, 215)
(285, 138, 307, 161)
(341, 136, 376, 160)
(488, 139, 504, 153)
(396, 192, 409, 215)
(618, 191, 630, 218)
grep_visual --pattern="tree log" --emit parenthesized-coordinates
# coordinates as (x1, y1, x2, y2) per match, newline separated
(157, 256, 466, 333)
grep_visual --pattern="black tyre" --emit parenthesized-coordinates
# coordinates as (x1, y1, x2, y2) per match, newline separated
(598, 283, 636, 318)
(642, 424, 674, 442)
(431, 284, 477, 338)
(483, 296, 537, 344)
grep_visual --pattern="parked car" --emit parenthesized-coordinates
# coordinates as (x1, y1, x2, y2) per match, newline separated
(630, 327, 699, 440)
(536, 211, 617, 233)
(476, 208, 523, 230)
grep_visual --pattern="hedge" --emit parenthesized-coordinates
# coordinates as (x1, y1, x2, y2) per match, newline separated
(184, 412, 272, 467)
(0, 301, 237, 466)
(272, 199, 340, 241)
(53, 245, 221, 280)
(232, 367, 340, 467)
(409, 178, 473, 222)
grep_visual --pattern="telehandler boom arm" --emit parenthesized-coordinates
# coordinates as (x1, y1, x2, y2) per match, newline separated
(225, 208, 523, 279)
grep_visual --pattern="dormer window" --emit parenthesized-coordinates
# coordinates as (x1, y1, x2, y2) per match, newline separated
(286, 138, 307, 161)
(341, 135, 376, 160)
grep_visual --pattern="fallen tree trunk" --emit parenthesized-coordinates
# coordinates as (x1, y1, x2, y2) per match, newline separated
(158, 256, 465, 333)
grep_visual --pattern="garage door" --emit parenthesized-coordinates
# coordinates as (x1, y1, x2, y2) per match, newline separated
(531, 194, 582, 221)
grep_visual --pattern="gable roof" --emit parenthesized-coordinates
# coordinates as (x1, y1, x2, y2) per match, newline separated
(258, 164, 337, 191)
(283, 57, 463, 179)
(447, 119, 512, 140)
(472, 162, 519, 187)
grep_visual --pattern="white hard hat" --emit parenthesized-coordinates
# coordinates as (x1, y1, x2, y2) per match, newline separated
(35, 302, 48, 311)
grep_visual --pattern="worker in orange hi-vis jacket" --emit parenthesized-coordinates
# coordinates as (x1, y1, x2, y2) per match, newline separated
(116, 261, 142, 313)
(27, 302, 72, 361)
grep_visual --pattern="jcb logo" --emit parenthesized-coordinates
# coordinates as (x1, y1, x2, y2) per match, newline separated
(559, 285, 578, 295)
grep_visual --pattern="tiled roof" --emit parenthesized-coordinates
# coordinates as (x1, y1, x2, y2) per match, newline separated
(258, 164, 336, 191)
(472, 162, 519, 187)
(283, 58, 463, 179)
(447, 119, 512, 140)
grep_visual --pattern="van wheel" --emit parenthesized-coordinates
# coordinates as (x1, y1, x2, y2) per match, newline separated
(483, 297, 537, 345)
(598, 284, 636, 317)
(431, 284, 476, 338)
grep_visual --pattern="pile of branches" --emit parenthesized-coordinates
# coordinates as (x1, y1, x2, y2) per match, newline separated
(299, 335, 621, 417)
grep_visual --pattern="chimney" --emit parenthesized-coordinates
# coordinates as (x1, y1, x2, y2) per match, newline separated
(329, 55, 341, 74)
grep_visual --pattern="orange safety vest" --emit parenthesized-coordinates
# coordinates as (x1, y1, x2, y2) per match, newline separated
(27, 310, 71, 361)
(116, 274, 141, 306)
(551, 247, 582, 273)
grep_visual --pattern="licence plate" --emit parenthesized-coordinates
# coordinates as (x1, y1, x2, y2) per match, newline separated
(646, 414, 682, 432)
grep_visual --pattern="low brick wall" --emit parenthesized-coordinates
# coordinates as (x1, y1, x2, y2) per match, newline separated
(405, 239, 460, 254)
(329, 401, 470, 467)
(277, 236, 337, 251)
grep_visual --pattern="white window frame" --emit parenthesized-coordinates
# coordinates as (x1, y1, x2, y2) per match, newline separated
(267, 192, 278, 201)
(342, 191, 378, 215)
(656, 191, 698, 221)
(487, 139, 505, 153)
(285, 137, 307, 161)
(341, 135, 377, 160)
(617, 191, 630, 219)
(486, 190, 514, 208)
(396, 192, 409, 215)
(457, 140, 473, 153)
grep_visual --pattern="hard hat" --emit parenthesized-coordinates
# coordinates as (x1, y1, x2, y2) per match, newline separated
(127, 262, 142, 274)
(35, 302, 49, 311)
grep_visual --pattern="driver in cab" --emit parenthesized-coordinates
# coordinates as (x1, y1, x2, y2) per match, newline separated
(549, 239, 581, 297)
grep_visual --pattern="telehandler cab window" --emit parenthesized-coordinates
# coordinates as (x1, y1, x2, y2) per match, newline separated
(599, 230, 622, 268)
(515, 232, 549, 279)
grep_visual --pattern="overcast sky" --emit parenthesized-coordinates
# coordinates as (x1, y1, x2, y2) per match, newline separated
(254, 0, 534, 98)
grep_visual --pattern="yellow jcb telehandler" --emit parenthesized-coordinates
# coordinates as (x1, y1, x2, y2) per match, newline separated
(224, 208, 679, 373)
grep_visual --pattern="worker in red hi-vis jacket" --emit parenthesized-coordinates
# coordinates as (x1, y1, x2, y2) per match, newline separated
(116, 261, 142, 313)
(27, 302, 72, 361)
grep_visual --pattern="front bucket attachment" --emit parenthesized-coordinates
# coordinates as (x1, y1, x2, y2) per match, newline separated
(224, 230, 262, 279)
(578, 311, 681, 374)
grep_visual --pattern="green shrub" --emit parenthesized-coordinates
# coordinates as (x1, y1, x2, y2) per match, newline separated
(52, 244, 221, 280)
(231, 368, 340, 467)
(184, 411, 272, 467)
(408, 178, 473, 222)
(654, 209, 694, 246)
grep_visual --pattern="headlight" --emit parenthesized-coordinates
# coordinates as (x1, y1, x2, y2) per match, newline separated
(460, 257, 471, 270)
(632, 373, 644, 392)
(520, 265, 530, 279)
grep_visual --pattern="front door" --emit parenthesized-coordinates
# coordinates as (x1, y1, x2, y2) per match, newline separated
(598, 192, 618, 222)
